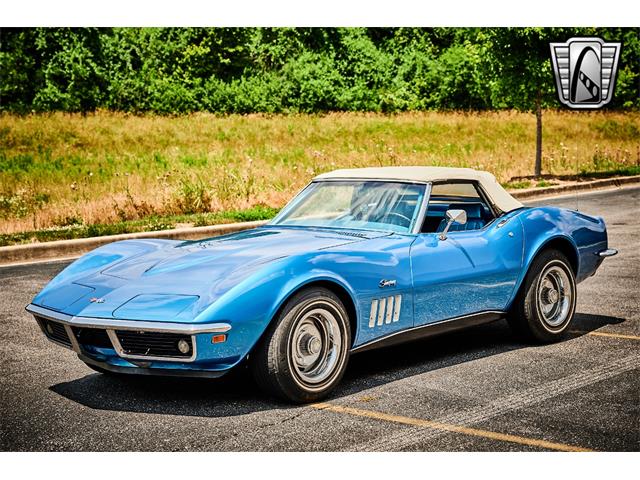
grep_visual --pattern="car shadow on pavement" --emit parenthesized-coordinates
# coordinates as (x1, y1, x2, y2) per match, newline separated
(567, 311, 625, 333)
(49, 312, 625, 417)
(338, 312, 626, 396)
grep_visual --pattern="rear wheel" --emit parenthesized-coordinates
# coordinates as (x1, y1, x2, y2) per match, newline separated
(250, 287, 351, 403)
(507, 249, 577, 343)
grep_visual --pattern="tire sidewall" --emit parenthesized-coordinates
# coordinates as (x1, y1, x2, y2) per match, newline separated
(256, 287, 351, 403)
(282, 297, 350, 394)
(523, 251, 577, 341)
(533, 259, 576, 334)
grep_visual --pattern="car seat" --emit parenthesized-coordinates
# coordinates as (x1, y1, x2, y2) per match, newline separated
(436, 202, 486, 232)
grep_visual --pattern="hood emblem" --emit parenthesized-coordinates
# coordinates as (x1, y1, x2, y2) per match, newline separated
(89, 297, 105, 303)
(379, 279, 396, 288)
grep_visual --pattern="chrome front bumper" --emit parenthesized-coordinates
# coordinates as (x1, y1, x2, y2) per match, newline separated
(26, 304, 231, 334)
(597, 248, 618, 258)
(79, 353, 227, 378)
(26, 303, 231, 363)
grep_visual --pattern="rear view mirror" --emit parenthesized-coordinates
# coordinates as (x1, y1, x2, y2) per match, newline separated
(439, 209, 467, 241)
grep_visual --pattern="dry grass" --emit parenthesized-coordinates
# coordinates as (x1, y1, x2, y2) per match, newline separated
(1, 110, 639, 235)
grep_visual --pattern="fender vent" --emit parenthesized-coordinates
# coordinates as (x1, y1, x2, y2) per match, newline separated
(368, 295, 402, 328)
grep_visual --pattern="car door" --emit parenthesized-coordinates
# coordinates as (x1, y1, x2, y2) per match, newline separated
(410, 185, 524, 326)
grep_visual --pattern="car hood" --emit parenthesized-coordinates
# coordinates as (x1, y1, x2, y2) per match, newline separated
(33, 227, 386, 320)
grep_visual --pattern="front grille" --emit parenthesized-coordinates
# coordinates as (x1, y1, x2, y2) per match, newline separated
(36, 316, 72, 347)
(115, 330, 193, 358)
(72, 327, 113, 349)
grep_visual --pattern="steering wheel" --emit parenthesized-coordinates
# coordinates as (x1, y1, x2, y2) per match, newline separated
(381, 212, 412, 228)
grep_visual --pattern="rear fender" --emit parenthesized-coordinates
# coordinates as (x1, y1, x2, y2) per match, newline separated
(506, 207, 606, 309)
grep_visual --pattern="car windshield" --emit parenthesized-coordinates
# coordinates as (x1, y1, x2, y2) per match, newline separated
(270, 180, 426, 233)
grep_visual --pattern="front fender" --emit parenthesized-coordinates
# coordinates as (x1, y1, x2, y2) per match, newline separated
(192, 233, 415, 363)
(191, 255, 359, 365)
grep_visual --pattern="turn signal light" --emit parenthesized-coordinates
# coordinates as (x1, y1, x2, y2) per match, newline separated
(211, 334, 227, 344)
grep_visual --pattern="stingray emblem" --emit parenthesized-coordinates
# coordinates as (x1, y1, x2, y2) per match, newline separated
(379, 279, 396, 288)
(550, 37, 621, 109)
(89, 297, 105, 303)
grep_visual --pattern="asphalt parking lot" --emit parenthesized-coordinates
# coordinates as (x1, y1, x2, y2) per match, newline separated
(1, 186, 638, 451)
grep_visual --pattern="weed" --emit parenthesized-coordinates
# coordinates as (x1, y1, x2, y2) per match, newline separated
(214, 168, 240, 206)
(0, 187, 49, 221)
(536, 180, 555, 188)
(146, 217, 176, 231)
(174, 177, 212, 214)
(503, 180, 532, 189)
(1, 110, 638, 236)
(0, 206, 281, 246)
(52, 215, 83, 227)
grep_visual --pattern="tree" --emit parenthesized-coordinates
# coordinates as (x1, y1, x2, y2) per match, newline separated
(482, 28, 561, 176)
(0, 29, 41, 112)
(30, 28, 106, 112)
(1, 27, 637, 117)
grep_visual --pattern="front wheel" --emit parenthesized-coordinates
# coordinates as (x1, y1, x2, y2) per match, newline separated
(250, 287, 351, 403)
(507, 249, 577, 343)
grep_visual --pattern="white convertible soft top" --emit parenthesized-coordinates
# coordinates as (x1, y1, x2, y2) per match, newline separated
(314, 166, 523, 213)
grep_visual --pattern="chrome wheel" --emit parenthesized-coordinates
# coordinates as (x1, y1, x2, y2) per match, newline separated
(288, 302, 344, 389)
(507, 249, 576, 343)
(251, 286, 351, 403)
(537, 264, 572, 329)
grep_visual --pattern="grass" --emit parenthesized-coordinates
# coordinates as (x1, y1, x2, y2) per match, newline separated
(0, 205, 278, 247)
(535, 180, 556, 188)
(577, 165, 640, 178)
(1, 110, 639, 243)
(502, 180, 533, 190)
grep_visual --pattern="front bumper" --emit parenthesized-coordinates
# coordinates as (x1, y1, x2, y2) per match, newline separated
(597, 248, 618, 258)
(26, 303, 238, 377)
(79, 353, 227, 378)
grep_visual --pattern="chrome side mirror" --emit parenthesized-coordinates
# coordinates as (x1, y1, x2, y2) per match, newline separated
(439, 209, 467, 241)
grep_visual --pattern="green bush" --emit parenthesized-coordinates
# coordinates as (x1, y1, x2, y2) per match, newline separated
(1, 27, 638, 114)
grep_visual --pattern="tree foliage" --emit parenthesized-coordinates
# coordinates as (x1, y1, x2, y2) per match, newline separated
(1, 27, 638, 114)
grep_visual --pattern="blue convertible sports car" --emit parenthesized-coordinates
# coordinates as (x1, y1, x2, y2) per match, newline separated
(27, 167, 617, 402)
